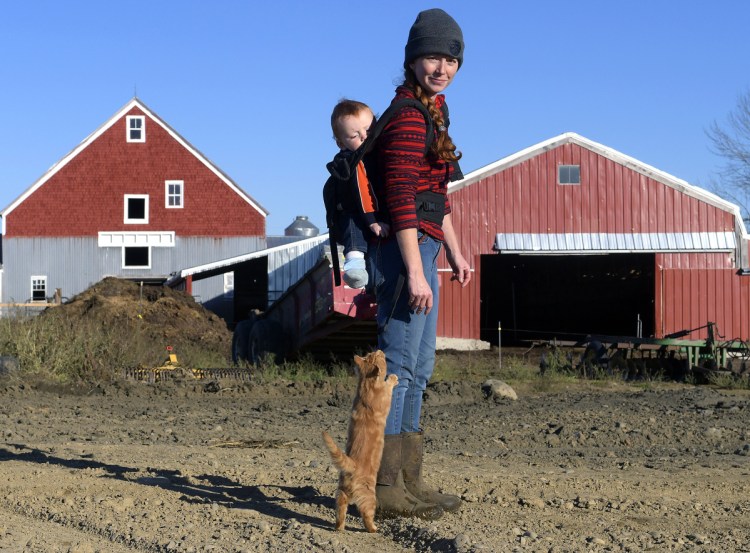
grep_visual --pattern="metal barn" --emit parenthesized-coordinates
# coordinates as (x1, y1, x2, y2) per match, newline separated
(436, 132, 750, 346)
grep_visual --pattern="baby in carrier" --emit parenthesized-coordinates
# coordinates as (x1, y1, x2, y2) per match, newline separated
(327, 99, 390, 288)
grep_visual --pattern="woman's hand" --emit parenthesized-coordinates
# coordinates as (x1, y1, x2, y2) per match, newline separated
(396, 228, 433, 315)
(442, 214, 472, 287)
(446, 249, 471, 287)
(407, 270, 433, 315)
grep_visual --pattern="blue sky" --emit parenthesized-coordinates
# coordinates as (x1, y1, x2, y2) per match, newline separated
(1, 1, 749, 235)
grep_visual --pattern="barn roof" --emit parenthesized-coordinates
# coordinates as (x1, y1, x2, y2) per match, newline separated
(450, 132, 749, 255)
(0, 97, 268, 235)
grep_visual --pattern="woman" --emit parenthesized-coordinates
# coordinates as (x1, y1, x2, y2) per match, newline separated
(369, 8, 472, 520)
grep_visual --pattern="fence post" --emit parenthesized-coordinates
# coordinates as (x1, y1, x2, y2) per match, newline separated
(498, 320, 502, 371)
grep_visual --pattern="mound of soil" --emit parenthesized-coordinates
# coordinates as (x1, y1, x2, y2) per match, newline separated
(43, 277, 233, 356)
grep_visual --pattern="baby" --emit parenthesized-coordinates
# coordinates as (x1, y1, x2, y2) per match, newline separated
(329, 99, 389, 288)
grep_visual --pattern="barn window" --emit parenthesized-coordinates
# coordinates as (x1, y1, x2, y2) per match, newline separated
(126, 116, 146, 143)
(30, 276, 47, 302)
(124, 194, 149, 224)
(123, 247, 150, 268)
(558, 164, 580, 185)
(165, 180, 184, 208)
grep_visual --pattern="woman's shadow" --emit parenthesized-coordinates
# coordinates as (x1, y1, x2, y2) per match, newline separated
(0, 442, 349, 531)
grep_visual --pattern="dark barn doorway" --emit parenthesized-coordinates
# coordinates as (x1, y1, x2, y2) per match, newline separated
(480, 253, 655, 345)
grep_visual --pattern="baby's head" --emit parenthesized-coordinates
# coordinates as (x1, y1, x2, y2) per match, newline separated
(331, 99, 374, 151)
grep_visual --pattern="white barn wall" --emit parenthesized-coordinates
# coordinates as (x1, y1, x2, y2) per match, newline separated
(2, 236, 265, 306)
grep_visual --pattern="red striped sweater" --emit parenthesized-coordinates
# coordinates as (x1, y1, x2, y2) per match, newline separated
(376, 86, 453, 242)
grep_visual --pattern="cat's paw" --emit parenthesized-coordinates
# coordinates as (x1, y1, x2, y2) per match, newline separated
(386, 374, 398, 385)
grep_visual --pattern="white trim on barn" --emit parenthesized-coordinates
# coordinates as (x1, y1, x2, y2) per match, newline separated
(126, 115, 146, 143)
(98, 231, 175, 248)
(0, 97, 268, 235)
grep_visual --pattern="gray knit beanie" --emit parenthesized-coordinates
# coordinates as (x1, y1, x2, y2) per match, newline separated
(404, 8, 464, 68)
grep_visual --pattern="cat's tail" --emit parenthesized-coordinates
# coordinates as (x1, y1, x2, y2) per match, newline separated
(322, 431, 356, 473)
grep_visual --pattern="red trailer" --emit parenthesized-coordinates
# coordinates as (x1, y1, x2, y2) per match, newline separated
(232, 257, 377, 363)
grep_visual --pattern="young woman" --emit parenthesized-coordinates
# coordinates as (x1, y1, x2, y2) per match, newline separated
(369, 8, 472, 520)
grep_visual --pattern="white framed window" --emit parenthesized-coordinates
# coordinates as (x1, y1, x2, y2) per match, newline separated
(165, 180, 184, 208)
(124, 194, 149, 224)
(126, 116, 145, 143)
(223, 272, 234, 299)
(123, 247, 150, 269)
(558, 164, 581, 185)
(31, 275, 48, 302)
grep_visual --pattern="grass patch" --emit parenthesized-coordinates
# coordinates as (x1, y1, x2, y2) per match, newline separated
(433, 348, 575, 390)
(706, 371, 750, 390)
(433, 345, 688, 395)
(251, 353, 352, 384)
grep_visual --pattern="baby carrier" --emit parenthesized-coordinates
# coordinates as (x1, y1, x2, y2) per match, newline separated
(323, 98, 447, 286)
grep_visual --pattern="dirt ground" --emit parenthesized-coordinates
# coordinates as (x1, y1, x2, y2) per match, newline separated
(0, 375, 748, 553)
(1, 280, 749, 552)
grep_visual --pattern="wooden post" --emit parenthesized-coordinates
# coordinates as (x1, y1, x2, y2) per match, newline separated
(498, 320, 502, 371)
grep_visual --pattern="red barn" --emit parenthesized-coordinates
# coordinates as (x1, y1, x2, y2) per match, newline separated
(437, 132, 750, 346)
(1, 98, 267, 318)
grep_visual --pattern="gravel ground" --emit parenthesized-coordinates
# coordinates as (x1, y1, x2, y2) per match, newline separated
(1, 374, 749, 552)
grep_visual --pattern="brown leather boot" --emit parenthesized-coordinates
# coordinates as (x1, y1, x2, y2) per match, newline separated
(376, 434, 443, 520)
(401, 431, 461, 512)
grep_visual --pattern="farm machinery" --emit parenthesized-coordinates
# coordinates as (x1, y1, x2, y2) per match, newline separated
(536, 322, 750, 381)
(124, 346, 254, 383)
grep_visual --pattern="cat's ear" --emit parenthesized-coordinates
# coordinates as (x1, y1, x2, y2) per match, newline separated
(354, 355, 365, 370)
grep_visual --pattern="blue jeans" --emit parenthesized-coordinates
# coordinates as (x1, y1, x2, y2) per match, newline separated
(368, 233, 441, 435)
(336, 212, 369, 255)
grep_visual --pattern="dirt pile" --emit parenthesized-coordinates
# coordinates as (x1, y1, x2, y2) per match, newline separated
(43, 277, 233, 356)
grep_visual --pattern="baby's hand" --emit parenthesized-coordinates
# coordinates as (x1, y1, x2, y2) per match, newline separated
(370, 222, 390, 238)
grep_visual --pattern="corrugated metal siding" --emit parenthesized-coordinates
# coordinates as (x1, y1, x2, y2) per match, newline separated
(658, 252, 735, 270)
(436, 256, 481, 340)
(1, 235, 264, 305)
(267, 236, 328, 305)
(3, 237, 103, 303)
(449, 143, 737, 258)
(657, 266, 750, 341)
(494, 231, 736, 252)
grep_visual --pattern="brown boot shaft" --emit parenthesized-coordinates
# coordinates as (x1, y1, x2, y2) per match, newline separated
(376, 433, 402, 486)
(401, 431, 461, 512)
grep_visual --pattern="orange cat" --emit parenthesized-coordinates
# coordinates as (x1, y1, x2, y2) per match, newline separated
(322, 350, 398, 532)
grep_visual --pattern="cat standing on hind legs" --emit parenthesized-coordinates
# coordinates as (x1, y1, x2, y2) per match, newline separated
(322, 350, 397, 532)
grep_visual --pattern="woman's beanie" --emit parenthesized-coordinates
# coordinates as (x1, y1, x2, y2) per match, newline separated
(404, 8, 464, 68)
